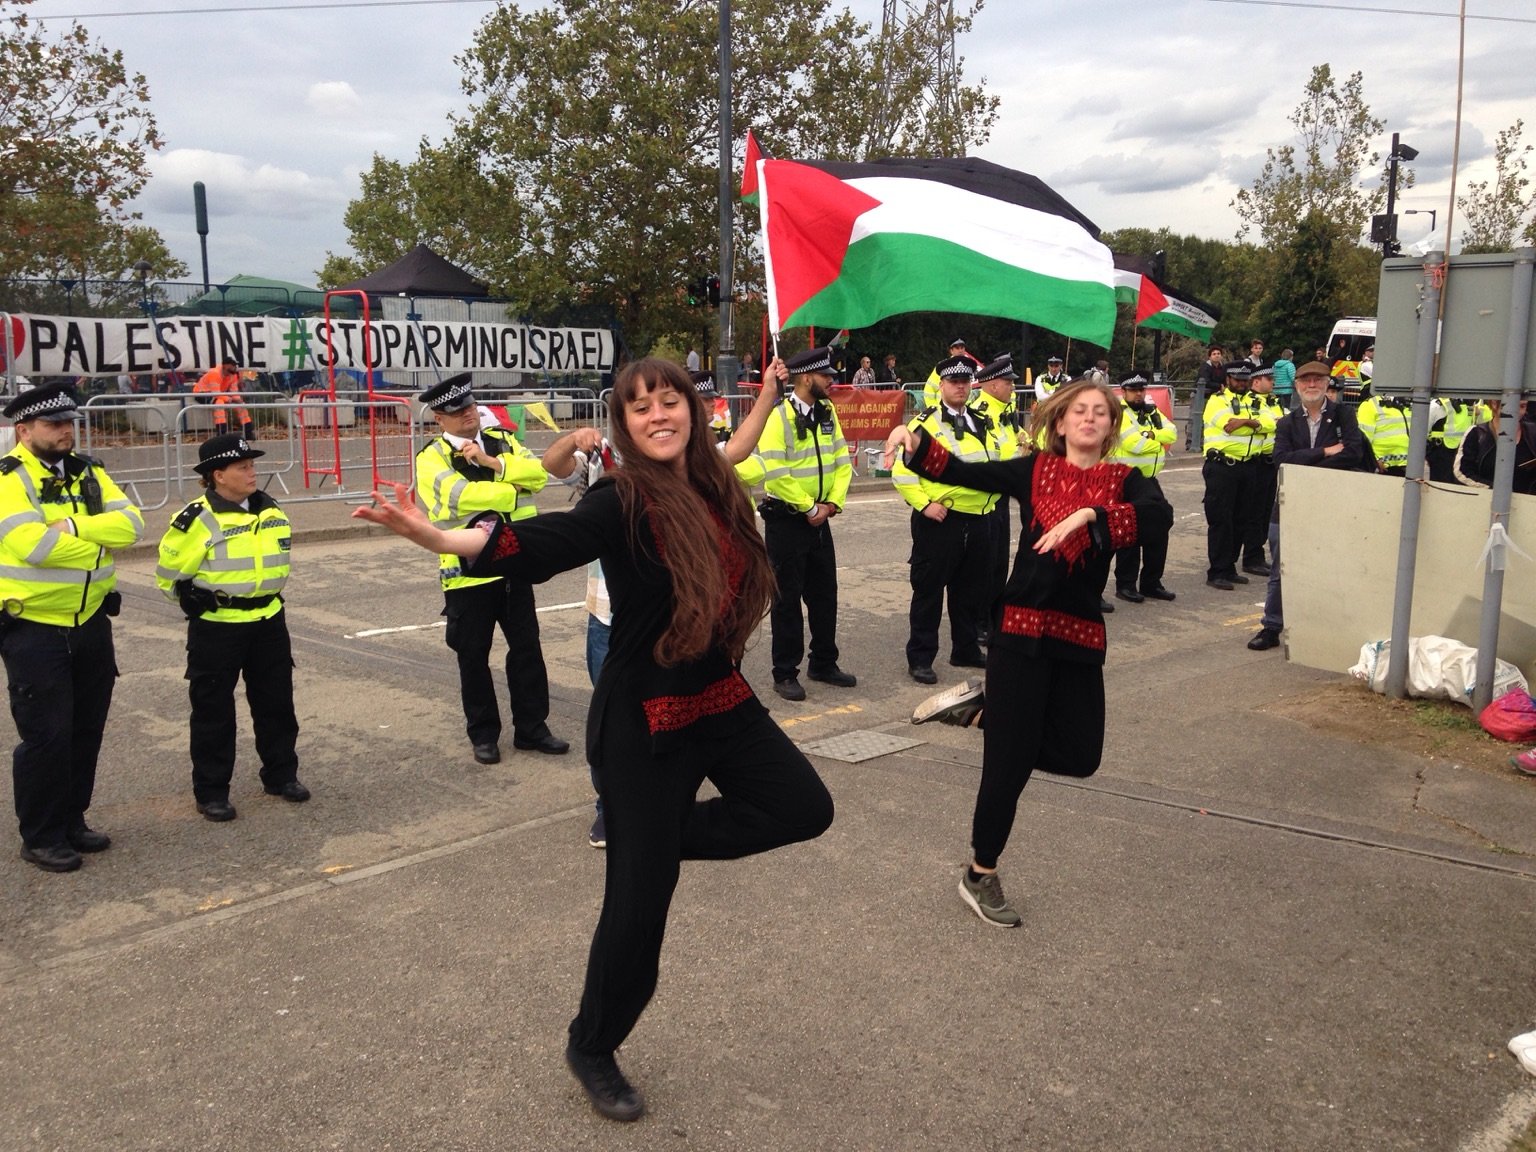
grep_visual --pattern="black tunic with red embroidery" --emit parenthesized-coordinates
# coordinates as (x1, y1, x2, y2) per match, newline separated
(905, 428, 1173, 665)
(465, 476, 765, 762)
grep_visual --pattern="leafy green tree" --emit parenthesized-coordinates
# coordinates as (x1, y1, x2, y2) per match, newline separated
(1232, 65, 1400, 249)
(0, 0, 167, 279)
(1458, 120, 1536, 254)
(325, 0, 998, 354)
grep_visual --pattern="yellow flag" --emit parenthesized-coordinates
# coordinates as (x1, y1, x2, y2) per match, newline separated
(522, 402, 561, 432)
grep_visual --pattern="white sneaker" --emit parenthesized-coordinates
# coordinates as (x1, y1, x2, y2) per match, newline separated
(1510, 1030, 1536, 1075)
(912, 677, 984, 726)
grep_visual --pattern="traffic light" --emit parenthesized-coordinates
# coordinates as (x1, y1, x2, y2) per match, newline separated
(706, 275, 721, 308)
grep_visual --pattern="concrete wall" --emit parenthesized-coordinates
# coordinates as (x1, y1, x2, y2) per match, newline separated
(1282, 465, 1536, 680)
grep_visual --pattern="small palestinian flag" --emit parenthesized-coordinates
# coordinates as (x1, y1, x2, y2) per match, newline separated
(1134, 280, 1221, 343)
(757, 156, 1117, 346)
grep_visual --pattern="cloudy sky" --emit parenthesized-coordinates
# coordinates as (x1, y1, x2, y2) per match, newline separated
(26, 0, 1536, 288)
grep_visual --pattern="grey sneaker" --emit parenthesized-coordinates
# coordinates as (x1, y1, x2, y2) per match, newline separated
(912, 678, 984, 726)
(958, 868, 1022, 928)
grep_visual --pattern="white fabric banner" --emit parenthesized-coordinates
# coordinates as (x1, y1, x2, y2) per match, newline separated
(1, 314, 617, 378)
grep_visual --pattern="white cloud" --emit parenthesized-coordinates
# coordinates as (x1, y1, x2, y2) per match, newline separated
(307, 81, 364, 118)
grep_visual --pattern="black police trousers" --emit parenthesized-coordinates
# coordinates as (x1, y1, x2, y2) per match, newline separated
(3, 612, 117, 850)
(187, 611, 299, 802)
(1203, 457, 1254, 581)
(1114, 476, 1170, 591)
(906, 507, 992, 670)
(443, 577, 550, 747)
(764, 514, 840, 682)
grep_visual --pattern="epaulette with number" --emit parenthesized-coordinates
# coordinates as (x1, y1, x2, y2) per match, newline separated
(73, 453, 102, 468)
(0, 457, 20, 476)
(171, 501, 204, 532)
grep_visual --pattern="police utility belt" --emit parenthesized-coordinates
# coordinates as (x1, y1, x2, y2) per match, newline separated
(1205, 450, 1249, 466)
(759, 497, 817, 522)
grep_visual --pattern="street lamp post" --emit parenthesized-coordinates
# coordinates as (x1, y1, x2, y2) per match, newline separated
(1379, 132, 1419, 258)
(1403, 208, 1437, 236)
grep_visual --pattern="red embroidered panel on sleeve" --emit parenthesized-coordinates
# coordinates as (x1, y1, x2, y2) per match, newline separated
(641, 670, 754, 735)
(488, 524, 520, 561)
(915, 435, 951, 478)
(1000, 606, 1106, 652)
(1103, 502, 1138, 550)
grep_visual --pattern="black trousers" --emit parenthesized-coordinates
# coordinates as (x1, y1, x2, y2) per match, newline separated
(3, 613, 117, 849)
(1202, 457, 1254, 580)
(187, 611, 299, 803)
(568, 710, 833, 1056)
(906, 508, 992, 669)
(1113, 475, 1169, 591)
(763, 515, 840, 681)
(972, 645, 1104, 870)
(443, 578, 550, 746)
(1242, 459, 1277, 565)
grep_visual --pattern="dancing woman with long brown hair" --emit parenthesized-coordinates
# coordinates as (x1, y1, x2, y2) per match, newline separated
(357, 357, 834, 1123)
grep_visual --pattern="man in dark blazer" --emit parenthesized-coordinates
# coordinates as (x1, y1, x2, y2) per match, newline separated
(1248, 361, 1364, 651)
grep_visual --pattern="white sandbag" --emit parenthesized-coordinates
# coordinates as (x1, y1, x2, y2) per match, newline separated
(1347, 636, 1528, 707)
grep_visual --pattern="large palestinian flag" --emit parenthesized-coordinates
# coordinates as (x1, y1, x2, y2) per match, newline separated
(756, 156, 1117, 347)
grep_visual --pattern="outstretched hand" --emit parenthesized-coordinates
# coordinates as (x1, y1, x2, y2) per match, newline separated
(353, 483, 437, 547)
(882, 425, 918, 470)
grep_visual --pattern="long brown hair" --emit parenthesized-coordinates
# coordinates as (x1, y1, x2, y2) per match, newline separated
(607, 358, 774, 665)
(1030, 380, 1122, 460)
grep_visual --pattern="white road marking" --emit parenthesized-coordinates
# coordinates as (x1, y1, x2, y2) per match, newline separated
(346, 600, 585, 638)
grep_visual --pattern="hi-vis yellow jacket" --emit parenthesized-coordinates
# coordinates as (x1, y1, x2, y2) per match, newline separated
(1109, 403, 1176, 478)
(0, 444, 143, 627)
(892, 405, 1001, 515)
(973, 390, 1025, 461)
(414, 427, 547, 590)
(757, 396, 852, 512)
(155, 490, 291, 623)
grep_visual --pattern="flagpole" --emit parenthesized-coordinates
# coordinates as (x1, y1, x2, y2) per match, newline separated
(715, 0, 738, 391)
(757, 155, 782, 363)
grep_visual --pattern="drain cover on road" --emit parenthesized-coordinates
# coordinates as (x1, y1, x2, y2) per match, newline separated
(797, 730, 925, 763)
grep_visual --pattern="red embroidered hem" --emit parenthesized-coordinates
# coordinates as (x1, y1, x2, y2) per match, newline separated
(916, 436, 952, 478)
(641, 670, 754, 735)
(999, 605, 1106, 652)
(488, 525, 520, 562)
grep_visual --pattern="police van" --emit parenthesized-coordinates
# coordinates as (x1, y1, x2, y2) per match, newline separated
(1326, 317, 1375, 401)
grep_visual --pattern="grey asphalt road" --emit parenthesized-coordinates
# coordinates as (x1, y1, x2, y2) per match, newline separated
(2, 462, 1534, 1151)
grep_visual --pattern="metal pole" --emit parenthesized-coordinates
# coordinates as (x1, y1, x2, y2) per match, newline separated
(714, 0, 739, 393)
(1471, 246, 1535, 712)
(1384, 250, 1443, 699)
(1382, 133, 1400, 259)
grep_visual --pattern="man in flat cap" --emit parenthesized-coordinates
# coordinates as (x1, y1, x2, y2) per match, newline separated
(0, 385, 144, 871)
(415, 372, 568, 765)
(156, 434, 307, 821)
(755, 346, 857, 701)
(893, 355, 998, 684)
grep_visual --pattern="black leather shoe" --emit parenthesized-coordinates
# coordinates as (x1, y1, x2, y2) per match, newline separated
(513, 732, 571, 755)
(1206, 577, 1234, 591)
(1247, 628, 1281, 651)
(472, 743, 501, 765)
(909, 665, 938, 685)
(976, 628, 989, 646)
(1100, 597, 1116, 613)
(20, 843, 83, 872)
(1242, 563, 1272, 577)
(948, 653, 988, 669)
(264, 780, 311, 803)
(565, 1043, 645, 1122)
(806, 666, 857, 688)
(1114, 585, 1145, 604)
(773, 677, 807, 701)
(1229, 573, 1250, 585)
(196, 799, 237, 822)
(66, 824, 111, 853)
(1142, 585, 1177, 601)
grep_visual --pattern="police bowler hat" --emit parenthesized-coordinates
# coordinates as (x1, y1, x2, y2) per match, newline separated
(3, 383, 79, 423)
(194, 433, 265, 476)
